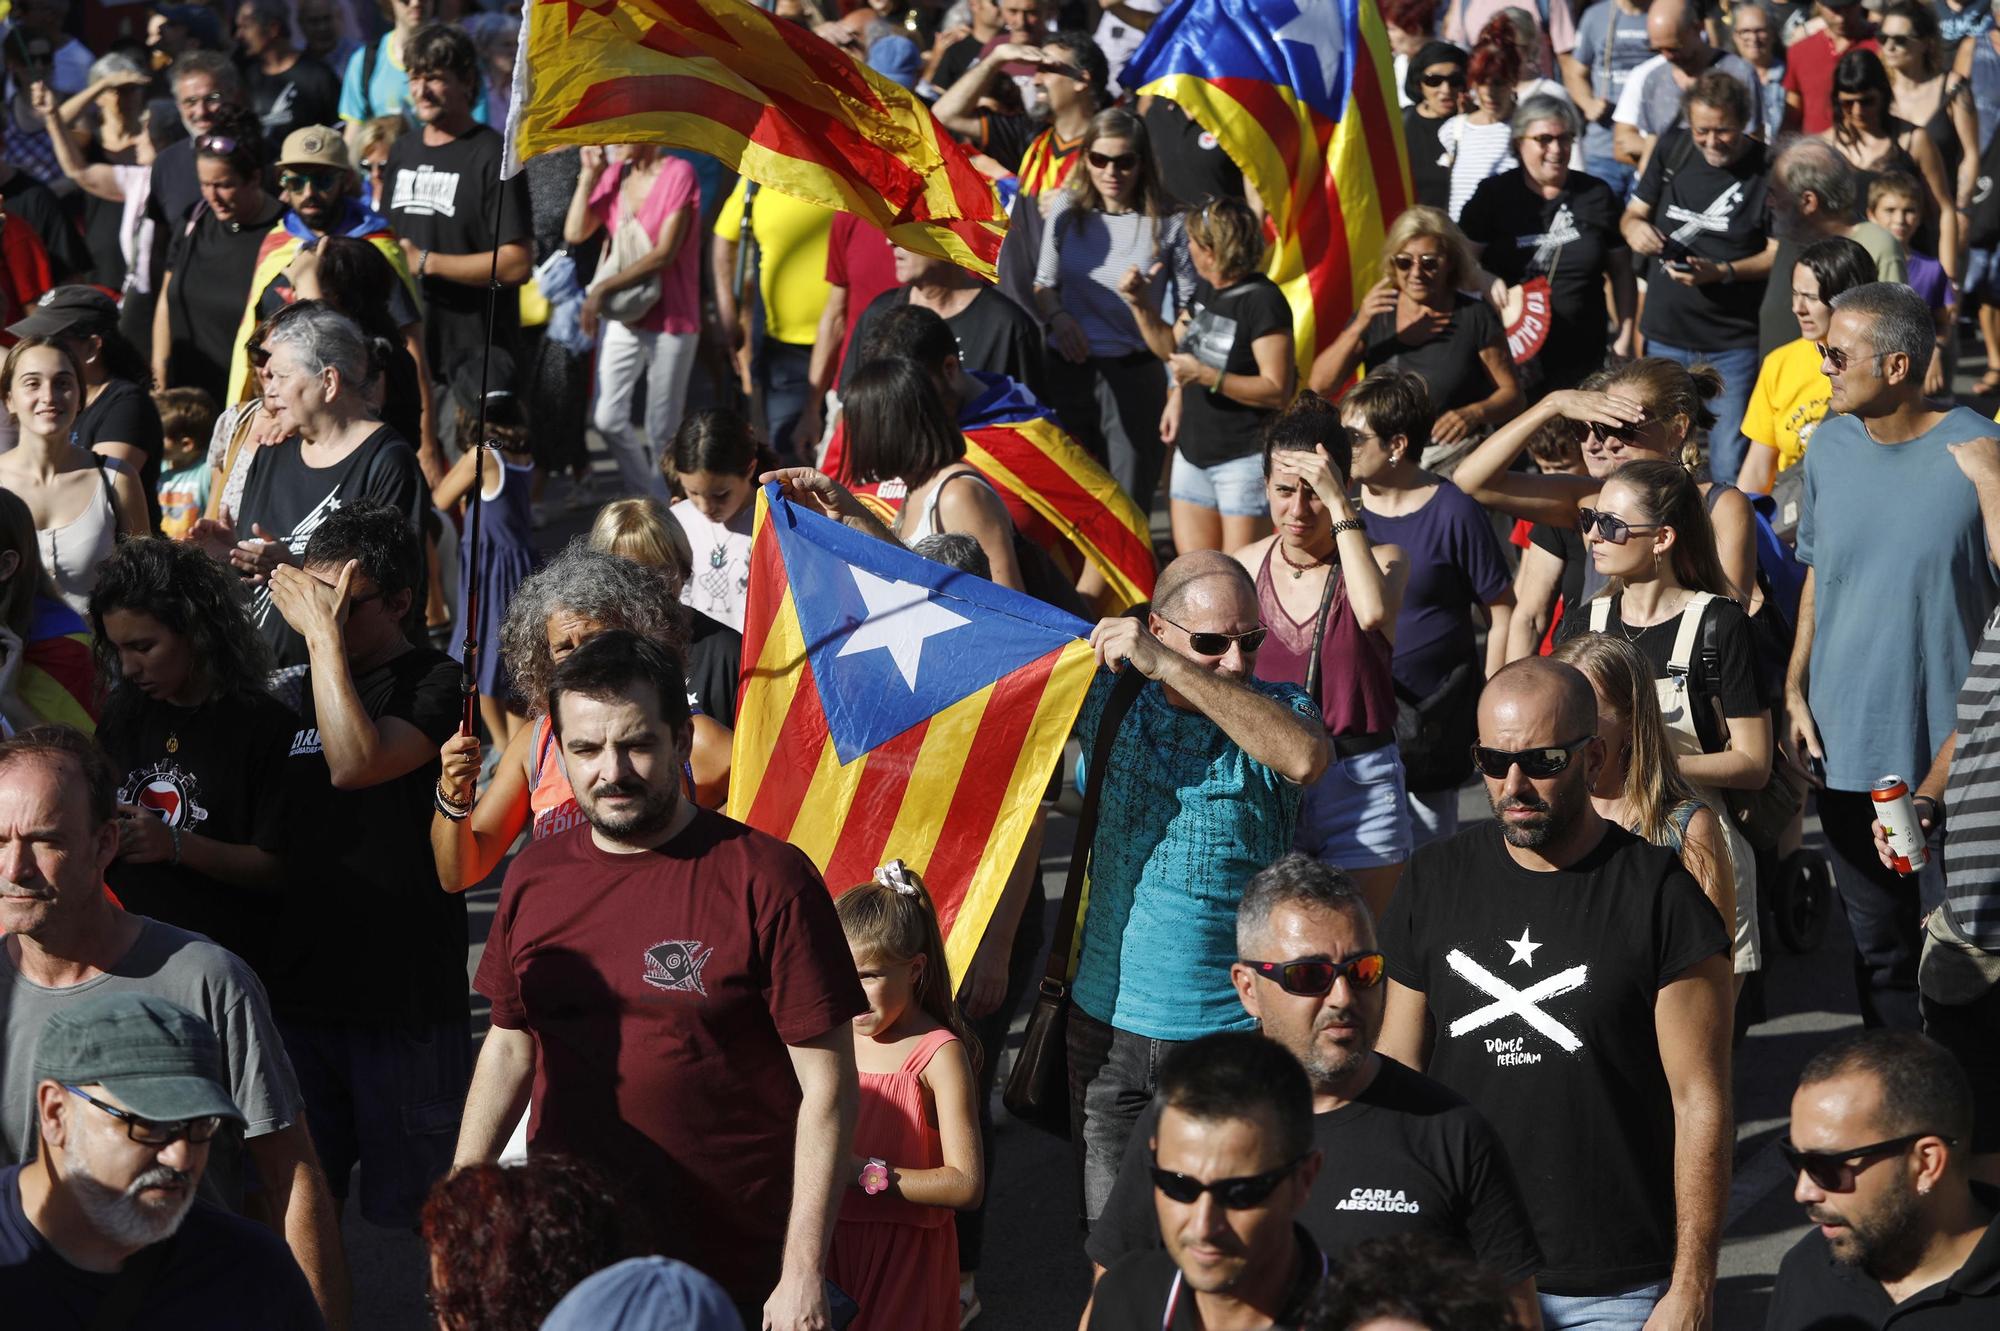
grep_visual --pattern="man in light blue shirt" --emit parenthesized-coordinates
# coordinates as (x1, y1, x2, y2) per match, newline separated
(1790, 281, 2000, 1031)
(1069, 550, 1329, 1221)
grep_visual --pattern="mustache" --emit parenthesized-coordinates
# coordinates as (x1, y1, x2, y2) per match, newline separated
(128, 1165, 193, 1196)
(1494, 794, 1551, 815)
(1806, 1207, 1845, 1228)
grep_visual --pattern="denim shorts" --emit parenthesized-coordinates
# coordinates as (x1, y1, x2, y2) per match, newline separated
(1539, 1279, 1670, 1331)
(1168, 450, 1268, 517)
(1294, 742, 1412, 869)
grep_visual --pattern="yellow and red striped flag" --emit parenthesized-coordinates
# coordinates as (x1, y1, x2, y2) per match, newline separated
(1121, 0, 1411, 373)
(728, 485, 1097, 988)
(504, 0, 1006, 277)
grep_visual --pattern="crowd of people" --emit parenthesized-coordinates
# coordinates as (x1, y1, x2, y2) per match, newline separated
(0, 0, 1997, 1328)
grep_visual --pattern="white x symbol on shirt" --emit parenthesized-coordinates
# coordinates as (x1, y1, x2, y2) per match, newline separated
(1445, 949, 1589, 1053)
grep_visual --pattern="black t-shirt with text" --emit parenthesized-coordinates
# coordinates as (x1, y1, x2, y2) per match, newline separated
(234, 427, 426, 668)
(1087, 1055, 1542, 1283)
(384, 124, 532, 376)
(842, 285, 1049, 402)
(1175, 273, 1295, 468)
(101, 689, 297, 978)
(275, 645, 466, 1026)
(1362, 293, 1503, 418)
(1459, 167, 1627, 392)
(1378, 820, 1729, 1294)
(245, 55, 342, 154)
(1634, 131, 1770, 351)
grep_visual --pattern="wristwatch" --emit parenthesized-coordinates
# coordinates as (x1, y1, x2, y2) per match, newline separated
(859, 1158, 889, 1195)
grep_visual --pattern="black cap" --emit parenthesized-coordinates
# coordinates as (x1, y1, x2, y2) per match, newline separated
(449, 347, 523, 427)
(7, 285, 119, 341)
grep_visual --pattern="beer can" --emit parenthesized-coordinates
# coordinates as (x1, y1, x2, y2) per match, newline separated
(1873, 775, 1930, 875)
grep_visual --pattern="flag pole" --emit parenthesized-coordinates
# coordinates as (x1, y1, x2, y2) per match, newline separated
(458, 166, 507, 738)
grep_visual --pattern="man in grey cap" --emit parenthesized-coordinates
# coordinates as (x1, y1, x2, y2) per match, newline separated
(0, 992, 323, 1327)
(0, 726, 346, 1327)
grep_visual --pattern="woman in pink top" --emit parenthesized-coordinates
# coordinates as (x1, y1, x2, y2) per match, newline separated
(564, 143, 702, 503)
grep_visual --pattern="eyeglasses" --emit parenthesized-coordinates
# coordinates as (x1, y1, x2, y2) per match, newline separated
(1150, 1154, 1307, 1208)
(1240, 952, 1387, 996)
(1779, 1133, 1949, 1192)
(1578, 507, 1665, 545)
(1087, 150, 1138, 171)
(1879, 33, 1913, 48)
(195, 134, 239, 156)
(1817, 341, 1888, 374)
(178, 91, 226, 110)
(1735, 25, 1772, 38)
(1420, 71, 1466, 88)
(278, 169, 341, 194)
(1391, 252, 1444, 274)
(64, 1085, 224, 1146)
(1524, 131, 1575, 149)
(1154, 614, 1267, 657)
(1471, 735, 1595, 779)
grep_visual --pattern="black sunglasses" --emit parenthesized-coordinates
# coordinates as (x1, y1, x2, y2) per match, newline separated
(1151, 1153, 1307, 1208)
(1578, 507, 1664, 545)
(1240, 952, 1387, 996)
(1392, 252, 1444, 274)
(1525, 132, 1575, 149)
(278, 169, 341, 194)
(1582, 417, 1659, 448)
(1420, 71, 1466, 88)
(1155, 613, 1267, 657)
(1879, 33, 1913, 47)
(1087, 150, 1139, 171)
(64, 1084, 224, 1146)
(1471, 735, 1594, 779)
(1779, 1133, 1948, 1192)
(1817, 341, 1887, 374)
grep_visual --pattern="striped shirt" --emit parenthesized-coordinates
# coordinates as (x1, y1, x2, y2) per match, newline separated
(1947, 605, 2000, 947)
(1441, 117, 1518, 222)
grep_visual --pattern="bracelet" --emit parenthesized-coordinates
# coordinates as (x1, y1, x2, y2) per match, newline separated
(1209, 369, 1225, 397)
(434, 780, 471, 822)
(417, 248, 431, 278)
(1329, 518, 1366, 538)
(859, 1157, 889, 1195)
(168, 823, 182, 866)
(1913, 794, 1944, 834)
(1721, 259, 1736, 283)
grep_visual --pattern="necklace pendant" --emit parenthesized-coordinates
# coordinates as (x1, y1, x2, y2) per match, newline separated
(1291, 566, 1303, 579)
(166, 734, 179, 754)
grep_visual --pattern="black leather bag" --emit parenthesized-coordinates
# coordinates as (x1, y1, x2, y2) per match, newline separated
(1392, 658, 1483, 793)
(1002, 669, 1144, 1138)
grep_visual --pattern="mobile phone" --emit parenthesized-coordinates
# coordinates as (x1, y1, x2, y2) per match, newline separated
(1664, 258, 1693, 274)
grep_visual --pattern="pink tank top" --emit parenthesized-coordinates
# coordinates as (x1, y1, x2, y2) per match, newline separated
(839, 1027, 959, 1231)
(528, 715, 586, 841)
(1252, 544, 1398, 738)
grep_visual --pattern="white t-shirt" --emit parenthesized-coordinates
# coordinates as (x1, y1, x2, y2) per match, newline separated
(672, 497, 755, 632)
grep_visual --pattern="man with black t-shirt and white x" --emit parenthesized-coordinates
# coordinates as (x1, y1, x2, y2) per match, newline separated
(1088, 853, 1544, 1327)
(1378, 658, 1733, 1331)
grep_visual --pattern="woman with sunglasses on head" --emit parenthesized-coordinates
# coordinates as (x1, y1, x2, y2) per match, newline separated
(1309, 206, 1521, 465)
(150, 103, 283, 404)
(1821, 49, 1960, 276)
(1460, 94, 1636, 396)
(1034, 106, 1193, 517)
(1738, 236, 1877, 496)
(1233, 393, 1411, 917)
(1123, 195, 1294, 556)
(1403, 41, 1470, 212)
(1620, 71, 1777, 493)
(1550, 631, 1740, 987)
(1553, 459, 1771, 982)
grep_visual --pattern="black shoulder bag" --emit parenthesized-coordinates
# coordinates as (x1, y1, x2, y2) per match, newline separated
(1003, 667, 1145, 1139)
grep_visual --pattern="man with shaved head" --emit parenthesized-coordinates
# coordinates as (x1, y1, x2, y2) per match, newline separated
(1611, 0, 1766, 165)
(1377, 659, 1734, 1331)
(1068, 550, 1330, 1227)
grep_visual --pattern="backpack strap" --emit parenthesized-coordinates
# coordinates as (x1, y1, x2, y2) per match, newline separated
(362, 36, 383, 116)
(1668, 591, 1717, 676)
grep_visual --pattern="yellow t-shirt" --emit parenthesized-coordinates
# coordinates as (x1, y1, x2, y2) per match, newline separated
(714, 178, 833, 347)
(1742, 337, 1829, 475)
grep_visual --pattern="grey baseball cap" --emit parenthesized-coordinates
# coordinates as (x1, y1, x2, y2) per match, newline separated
(33, 993, 243, 1126)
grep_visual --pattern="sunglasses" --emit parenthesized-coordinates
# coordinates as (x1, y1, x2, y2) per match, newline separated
(1471, 735, 1594, 779)
(1578, 507, 1664, 545)
(1240, 952, 1387, 995)
(1087, 150, 1139, 171)
(1583, 417, 1658, 449)
(1151, 1154, 1307, 1208)
(1524, 132, 1575, 149)
(278, 169, 340, 194)
(1817, 341, 1887, 374)
(1391, 252, 1444, 274)
(195, 134, 239, 156)
(1420, 71, 1466, 88)
(1879, 33, 1914, 47)
(1778, 1133, 1947, 1192)
(65, 1084, 224, 1146)
(1154, 614, 1267, 657)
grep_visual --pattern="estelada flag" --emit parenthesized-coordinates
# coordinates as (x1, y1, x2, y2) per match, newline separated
(504, 0, 1006, 278)
(728, 483, 1097, 988)
(1122, 0, 1411, 373)
(820, 373, 1157, 611)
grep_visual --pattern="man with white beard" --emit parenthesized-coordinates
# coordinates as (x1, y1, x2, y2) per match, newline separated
(0, 992, 323, 1326)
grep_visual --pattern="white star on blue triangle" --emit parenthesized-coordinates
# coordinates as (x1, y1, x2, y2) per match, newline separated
(1274, 0, 1348, 111)
(768, 489, 1090, 764)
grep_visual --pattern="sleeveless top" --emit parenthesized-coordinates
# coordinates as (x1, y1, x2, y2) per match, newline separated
(839, 1027, 959, 1231)
(1251, 544, 1398, 738)
(37, 466, 118, 617)
(909, 468, 1007, 539)
(1974, 32, 2000, 151)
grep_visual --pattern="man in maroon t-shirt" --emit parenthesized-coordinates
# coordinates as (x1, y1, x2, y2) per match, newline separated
(456, 631, 866, 1331)
(1783, 0, 1879, 133)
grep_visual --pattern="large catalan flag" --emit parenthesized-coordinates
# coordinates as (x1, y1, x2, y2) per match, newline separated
(504, 0, 1006, 277)
(1123, 0, 1410, 373)
(729, 484, 1098, 988)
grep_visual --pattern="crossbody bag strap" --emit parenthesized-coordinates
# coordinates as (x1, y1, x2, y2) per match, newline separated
(1039, 668, 1146, 992)
(1304, 562, 1340, 701)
